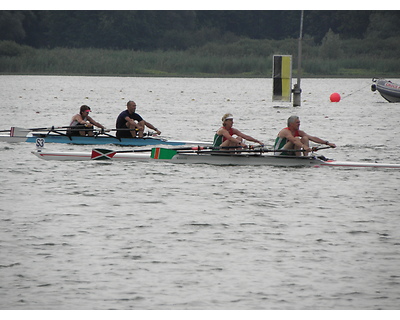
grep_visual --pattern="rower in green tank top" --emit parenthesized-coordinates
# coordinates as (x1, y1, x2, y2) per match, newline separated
(274, 115, 336, 156)
(213, 113, 264, 149)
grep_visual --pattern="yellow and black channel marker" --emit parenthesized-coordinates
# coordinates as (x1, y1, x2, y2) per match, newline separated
(273, 55, 292, 102)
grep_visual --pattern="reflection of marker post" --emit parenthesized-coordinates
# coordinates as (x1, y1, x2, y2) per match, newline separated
(293, 83, 302, 107)
(293, 10, 304, 107)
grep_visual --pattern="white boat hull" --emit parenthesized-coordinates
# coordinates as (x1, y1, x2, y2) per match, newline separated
(169, 153, 322, 166)
(31, 150, 400, 168)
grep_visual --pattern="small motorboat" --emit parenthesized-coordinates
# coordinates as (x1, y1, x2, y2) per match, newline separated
(371, 78, 400, 103)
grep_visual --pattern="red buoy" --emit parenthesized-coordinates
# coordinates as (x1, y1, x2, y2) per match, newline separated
(330, 92, 341, 102)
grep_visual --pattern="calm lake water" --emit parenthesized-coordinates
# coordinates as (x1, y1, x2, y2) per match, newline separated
(0, 75, 400, 310)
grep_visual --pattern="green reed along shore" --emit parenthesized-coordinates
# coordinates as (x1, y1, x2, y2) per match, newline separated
(1, 37, 400, 77)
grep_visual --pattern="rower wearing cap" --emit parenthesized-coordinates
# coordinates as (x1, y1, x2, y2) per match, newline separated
(67, 105, 106, 136)
(213, 113, 263, 149)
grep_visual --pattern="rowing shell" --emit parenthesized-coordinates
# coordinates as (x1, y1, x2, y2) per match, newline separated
(31, 149, 400, 168)
(0, 127, 211, 147)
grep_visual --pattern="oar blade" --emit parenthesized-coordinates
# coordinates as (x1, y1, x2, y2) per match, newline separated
(91, 148, 117, 160)
(10, 127, 31, 137)
(151, 148, 177, 159)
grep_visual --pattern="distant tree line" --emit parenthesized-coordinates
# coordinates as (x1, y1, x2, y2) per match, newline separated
(1, 10, 400, 50)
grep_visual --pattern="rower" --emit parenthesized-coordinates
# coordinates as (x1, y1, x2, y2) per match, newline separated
(67, 105, 106, 136)
(115, 101, 161, 139)
(213, 113, 263, 149)
(274, 115, 336, 156)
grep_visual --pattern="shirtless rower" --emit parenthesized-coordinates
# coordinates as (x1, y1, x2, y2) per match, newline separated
(68, 105, 105, 136)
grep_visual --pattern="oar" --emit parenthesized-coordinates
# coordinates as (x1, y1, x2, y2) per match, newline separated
(175, 145, 333, 154)
(150, 148, 255, 160)
(90, 145, 244, 160)
(91, 146, 213, 160)
(0, 126, 78, 133)
(107, 128, 141, 131)
(2, 126, 160, 133)
(28, 126, 76, 132)
(150, 147, 253, 160)
(28, 126, 74, 131)
(150, 145, 335, 160)
(92, 144, 246, 155)
(265, 145, 333, 153)
(34, 127, 107, 132)
(1, 127, 35, 135)
(1, 126, 115, 133)
(1, 127, 47, 132)
(91, 145, 334, 160)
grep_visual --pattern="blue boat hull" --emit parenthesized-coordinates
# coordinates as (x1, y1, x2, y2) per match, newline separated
(26, 133, 210, 146)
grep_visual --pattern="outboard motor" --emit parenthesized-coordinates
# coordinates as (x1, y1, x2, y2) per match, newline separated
(371, 77, 377, 92)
